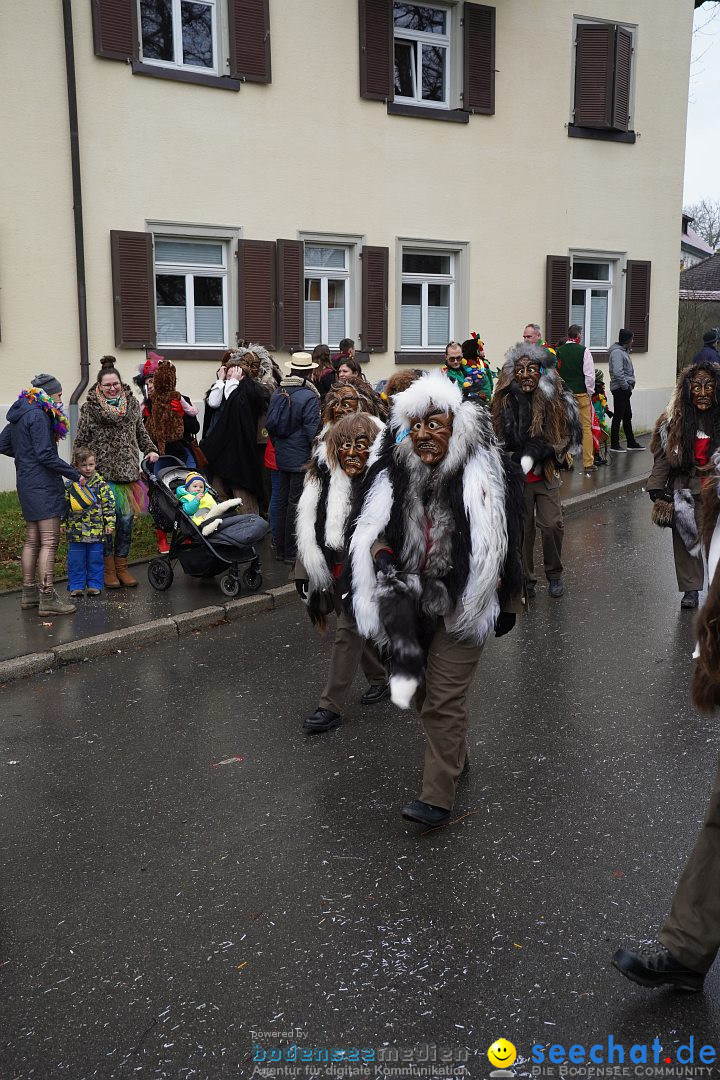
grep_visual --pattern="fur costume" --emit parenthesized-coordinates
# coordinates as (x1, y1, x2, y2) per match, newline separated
(144, 361, 185, 455)
(492, 343, 582, 480)
(346, 373, 524, 706)
(322, 382, 387, 426)
(692, 450, 720, 713)
(296, 412, 383, 629)
(380, 369, 423, 401)
(650, 362, 720, 473)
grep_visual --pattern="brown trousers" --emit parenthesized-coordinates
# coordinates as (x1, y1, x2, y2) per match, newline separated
(659, 755, 720, 973)
(523, 480, 564, 584)
(575, 392, 594, 469)
(671, 492, 703, 592)
(415, 622, 484, 811)
(318, 610, 387, 714)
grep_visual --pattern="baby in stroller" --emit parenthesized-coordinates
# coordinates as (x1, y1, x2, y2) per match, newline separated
(176, 470, 243, 535)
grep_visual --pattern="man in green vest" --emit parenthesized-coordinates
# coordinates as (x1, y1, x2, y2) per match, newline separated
(556, 324, 596, 474)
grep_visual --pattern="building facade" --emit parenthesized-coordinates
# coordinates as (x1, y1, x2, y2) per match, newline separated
(0, 0, 694, 489)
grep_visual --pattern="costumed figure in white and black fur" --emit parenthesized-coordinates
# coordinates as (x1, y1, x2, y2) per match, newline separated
(647, 361, 720, 609)
(492, 342, 582, 600)
(295, 411, 389, 733)
(346, 372, 524, 827)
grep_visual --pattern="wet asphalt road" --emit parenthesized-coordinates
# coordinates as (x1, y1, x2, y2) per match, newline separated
(2, 487, 720, 1078)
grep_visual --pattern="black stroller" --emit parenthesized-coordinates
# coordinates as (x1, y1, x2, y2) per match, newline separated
(142, 456, 265, 597)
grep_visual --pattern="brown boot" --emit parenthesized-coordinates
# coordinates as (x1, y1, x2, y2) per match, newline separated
(114, 556, 138, 587)
(104, 555, 121, 589)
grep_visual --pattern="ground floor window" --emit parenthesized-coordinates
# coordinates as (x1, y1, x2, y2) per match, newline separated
(570, 259, 613, 349)
(303, 244, 350, 349)
(154, 237, 227, 347)
(400, 249, 454, 349)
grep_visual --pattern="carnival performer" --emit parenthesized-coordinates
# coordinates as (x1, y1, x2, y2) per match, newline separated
(321, 382, 387, 430)
(346, 372, 524, 827)
(647, 360, 720, 610)
(296, 412, 389, 733)
(492, 342, 582, 600)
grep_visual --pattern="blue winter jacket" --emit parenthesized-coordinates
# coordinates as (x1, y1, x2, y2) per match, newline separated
(691, 345, 720, 369)
(271, 378, 321, 472)
(0, 397, 81, 520)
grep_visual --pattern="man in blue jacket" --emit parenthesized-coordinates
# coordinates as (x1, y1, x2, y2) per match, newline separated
(691, 327, 720, 367)
(267, 352, 321, 563)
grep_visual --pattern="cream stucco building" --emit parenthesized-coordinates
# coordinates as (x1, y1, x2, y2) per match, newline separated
(0, 0, 694, 489)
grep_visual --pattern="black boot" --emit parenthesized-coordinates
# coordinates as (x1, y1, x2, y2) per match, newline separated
(303, 707, 342, 733)
(401, 800, 451, 827)
(612, 944, 704, 992)
(681, 590, 699, 609)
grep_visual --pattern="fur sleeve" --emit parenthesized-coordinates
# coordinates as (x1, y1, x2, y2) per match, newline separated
(497, 454, 525, 609)
(295, 476, 333, 594)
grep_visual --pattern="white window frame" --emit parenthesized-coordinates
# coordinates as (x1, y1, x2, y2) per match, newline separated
(299, 232, 364, 352)
(570, 250, 624, 352)
(138, 0, 221, 75)
(303, 245, 351, 350)
(393, 1, 452, 110)
(149, 223, 241, 350)
(397, 240, 464, 349)
(570, 16, 638, 130)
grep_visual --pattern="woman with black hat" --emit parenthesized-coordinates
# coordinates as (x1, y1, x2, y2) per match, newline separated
(0, 374, 83, 615)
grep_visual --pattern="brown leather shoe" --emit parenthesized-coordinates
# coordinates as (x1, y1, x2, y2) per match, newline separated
(104, 555, 121, 589)
(114, 556, 138, 587)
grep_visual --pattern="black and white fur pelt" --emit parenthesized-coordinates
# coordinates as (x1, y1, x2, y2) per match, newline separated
(346, 373, 523, 708)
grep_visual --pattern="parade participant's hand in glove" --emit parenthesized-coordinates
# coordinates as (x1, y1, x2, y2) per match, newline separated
(648, 489, 673, 503)
(520, 438, 554, 475)
(494, 611, 516, 638)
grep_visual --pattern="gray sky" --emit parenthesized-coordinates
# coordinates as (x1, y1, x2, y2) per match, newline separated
(684, 3, 720, 206)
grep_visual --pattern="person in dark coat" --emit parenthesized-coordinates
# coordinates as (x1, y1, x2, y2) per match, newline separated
(266, 352, 321, 563)
(691, 327, 720, 368)
(200, 362, 269, 515)
(0, 373, 83, 616)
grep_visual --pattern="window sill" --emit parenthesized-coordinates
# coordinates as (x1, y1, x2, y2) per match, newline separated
(589, 349, 609, 363)
(157, 348, 228, 361)
(387, 102, 469, 124)
(568, 124, 636, 144)
(394, 351, 445, 366)
(131, 61, 240, 92)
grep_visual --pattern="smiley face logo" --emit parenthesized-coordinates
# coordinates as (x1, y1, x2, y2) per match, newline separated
(488, 1039, 517, 1070)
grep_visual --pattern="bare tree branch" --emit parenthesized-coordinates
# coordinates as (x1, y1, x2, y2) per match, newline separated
(684, 200, 720, 251)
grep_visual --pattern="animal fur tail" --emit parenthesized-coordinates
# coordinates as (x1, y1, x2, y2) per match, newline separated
(674, 488, 700, 556)
(692, 558, 720, 714)
(376, 569, 424, 709)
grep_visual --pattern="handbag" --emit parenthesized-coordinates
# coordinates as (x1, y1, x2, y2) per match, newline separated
(651, 491, 675, 528)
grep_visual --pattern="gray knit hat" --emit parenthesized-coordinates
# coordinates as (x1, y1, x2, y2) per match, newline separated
(32, 373, 62, 396)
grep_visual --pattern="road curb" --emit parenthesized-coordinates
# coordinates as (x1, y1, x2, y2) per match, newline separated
(0, 477, 645, 687)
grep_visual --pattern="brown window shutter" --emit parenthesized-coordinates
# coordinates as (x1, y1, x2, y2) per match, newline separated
(624, 260, 651, 352)
(238, 240, 277, 350)
(574, 23, 615, 129)
(612, 26, 632, 132)
(361, 246, 389, 352)
(545, 256, 571, 348)
(276, 239, 304, 351)
(359, 0, 393, 102)
(463, 3, 495, 115)
(110, 231, 156, 348)
(92, 0, 135, 61)
(228, 0, 272, 83)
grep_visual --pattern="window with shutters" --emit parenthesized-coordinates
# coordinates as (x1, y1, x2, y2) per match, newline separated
(570, 18, 636, 141)
(571, 260, 613, 350)
(139, 0, 221, 74)
(393, 2, 451, 109)
(400, 249, 454, 349)
(154, 238, 228, 347)
(303, 245, 351, 350)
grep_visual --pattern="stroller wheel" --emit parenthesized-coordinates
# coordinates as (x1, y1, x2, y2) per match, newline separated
(242, 567, 263, 592)
(219, 572, 240, 598)
(148, 558, 174, 591)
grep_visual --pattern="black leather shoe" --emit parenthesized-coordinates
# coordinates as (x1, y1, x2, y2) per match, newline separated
(401, 800, 451, 827)
(548, 578, 564, 599)
(303, 708, 342, 733)
(612, 944, 704, 992)
(681, 590, 699, 609)
(360, 683, 391, 706)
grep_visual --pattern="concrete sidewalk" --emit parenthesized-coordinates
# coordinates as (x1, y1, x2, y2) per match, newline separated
(0, 447, 650, 683)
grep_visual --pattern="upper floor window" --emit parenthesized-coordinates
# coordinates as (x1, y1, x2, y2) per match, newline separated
(139, 0, 219, 73)
(393, 2, 450, 108)
(304, 245, 350, 350)
(400, 249, 454, 349)
(571, 19, 636, 141)
(154, 238, 227, 347)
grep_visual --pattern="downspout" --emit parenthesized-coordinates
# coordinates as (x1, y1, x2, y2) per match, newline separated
(62, 0, 90, 435)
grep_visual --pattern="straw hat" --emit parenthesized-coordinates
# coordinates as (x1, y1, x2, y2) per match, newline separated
(283, 351, 318, 372)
